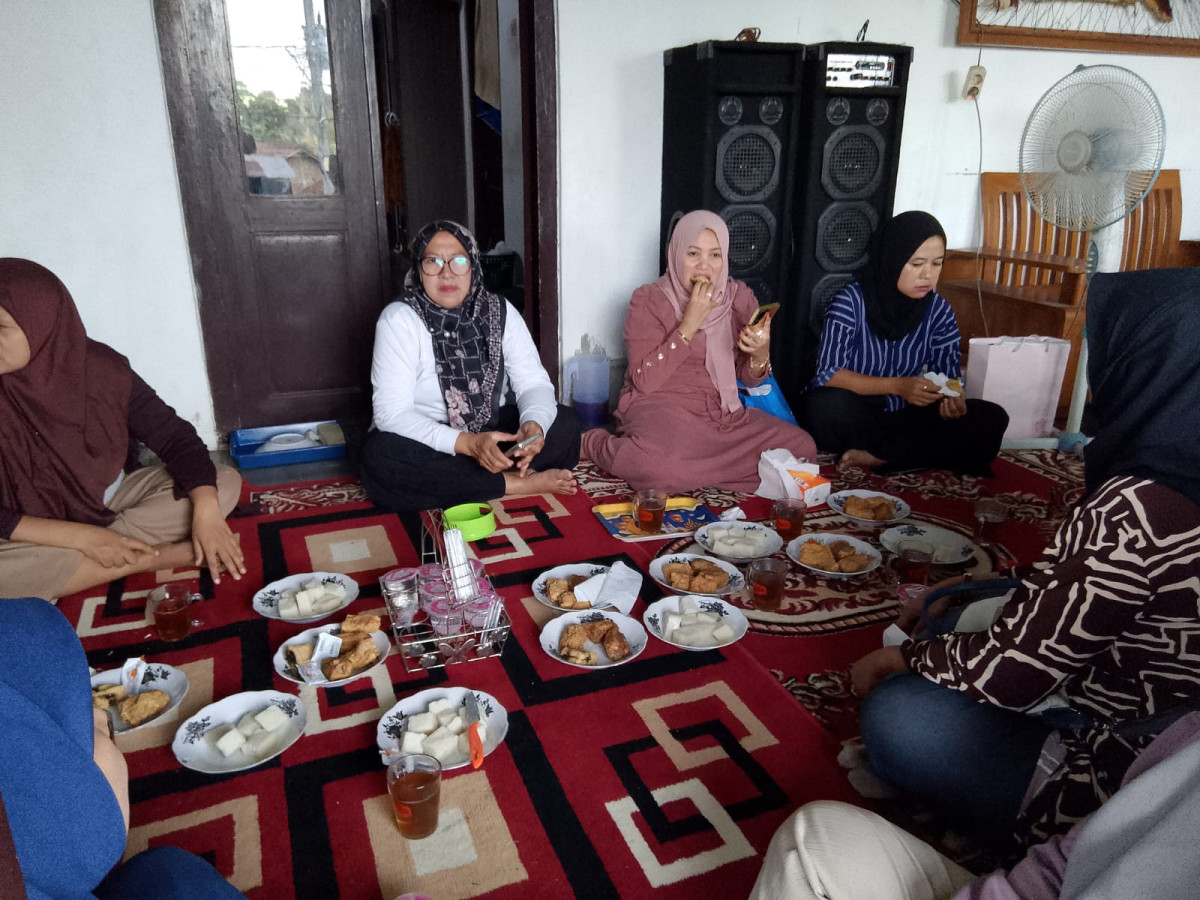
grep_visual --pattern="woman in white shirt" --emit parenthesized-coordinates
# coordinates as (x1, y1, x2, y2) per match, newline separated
(362, 220, 580, 512)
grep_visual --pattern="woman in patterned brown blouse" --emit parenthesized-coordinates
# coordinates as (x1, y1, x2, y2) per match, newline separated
(850, 267, 1200, 847)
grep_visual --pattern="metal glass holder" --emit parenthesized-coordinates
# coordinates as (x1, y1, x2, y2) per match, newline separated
(388, 609, 512, 673)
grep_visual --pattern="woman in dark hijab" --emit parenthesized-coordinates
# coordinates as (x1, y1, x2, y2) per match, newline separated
(361, 220, 580, 512)
(800, 211, 1008, 475)
(0, 259, 244, 601)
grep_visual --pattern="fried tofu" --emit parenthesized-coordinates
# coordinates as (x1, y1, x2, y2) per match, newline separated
(844, 495, 896, 521)
(559, 623, 589, 652)
(799, 540, 838, 572)
(340, 613, 382, 634)
(837, 553, 874, 573)
(117, 689, 169, 726)
(690, 570, 728, 594)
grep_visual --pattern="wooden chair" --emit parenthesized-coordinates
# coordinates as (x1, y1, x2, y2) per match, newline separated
(940, 169, 1190, 412)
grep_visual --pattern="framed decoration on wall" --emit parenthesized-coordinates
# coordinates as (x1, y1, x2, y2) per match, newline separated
(957, 0, 1200, 57)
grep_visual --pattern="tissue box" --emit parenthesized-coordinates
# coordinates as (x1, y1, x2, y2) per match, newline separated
(790, 468, 831, 508)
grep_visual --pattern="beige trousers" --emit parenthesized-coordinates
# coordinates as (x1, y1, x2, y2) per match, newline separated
(749, 802, 977, 900)
(0, 464, 242, 601)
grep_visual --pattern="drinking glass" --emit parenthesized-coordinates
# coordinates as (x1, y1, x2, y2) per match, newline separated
(387, 754, 442, 839)
(747, 558, 789, 611)
(770, 498, 807, 543)
(632, 489, 667, 535)
(146, 584, 202, 641)
(895, 539, 935, 586)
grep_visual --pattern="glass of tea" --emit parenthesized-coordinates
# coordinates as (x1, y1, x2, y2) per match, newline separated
(632, 489, 668, 535)
(770, 498, 807, 543)
(747, 558, 789, 612)
(146, 584, 202, 641)
(387, 754, 442, 839)
(895, 539, 935, 586)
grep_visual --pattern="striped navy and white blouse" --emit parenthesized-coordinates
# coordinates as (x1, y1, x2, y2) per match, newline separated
(810, 281, 962, 412)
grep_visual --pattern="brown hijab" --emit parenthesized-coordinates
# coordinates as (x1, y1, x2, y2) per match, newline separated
(657, 210, 741, 414)
(0, 259, 132, 527)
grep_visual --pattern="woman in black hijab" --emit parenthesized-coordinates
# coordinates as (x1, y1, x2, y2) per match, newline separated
(800, 211, 1008, 475)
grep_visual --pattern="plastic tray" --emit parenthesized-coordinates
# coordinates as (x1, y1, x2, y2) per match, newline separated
(229, 420, 347, 469)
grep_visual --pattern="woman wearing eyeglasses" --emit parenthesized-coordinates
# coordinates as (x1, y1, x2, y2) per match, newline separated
(361, 220, 580, 512)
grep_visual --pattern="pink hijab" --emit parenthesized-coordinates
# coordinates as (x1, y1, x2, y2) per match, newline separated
(656, 210, 741, 413)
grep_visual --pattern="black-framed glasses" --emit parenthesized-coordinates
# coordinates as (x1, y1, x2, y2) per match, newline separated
(420, 255, 471, 276)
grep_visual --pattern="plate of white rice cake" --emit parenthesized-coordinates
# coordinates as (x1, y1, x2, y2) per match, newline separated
(172, 690, 307, 774)
(693, 521, 783, 563)
(253, 572, 359, 623)
(376, 687, 508, 771)
(642, 595, 748, 651)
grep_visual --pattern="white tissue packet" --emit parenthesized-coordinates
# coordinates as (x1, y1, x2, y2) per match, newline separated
(571, 572, 607, 609)
(719, 507, 748, 522)
(923, 372, 962, 397)
(298, 631, 344, 684)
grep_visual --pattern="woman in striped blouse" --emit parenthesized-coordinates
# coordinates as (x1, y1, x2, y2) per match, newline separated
(800, 211, 1007, 474)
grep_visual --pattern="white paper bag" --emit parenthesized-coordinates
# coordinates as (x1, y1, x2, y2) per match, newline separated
(965, 336, 1070, 439)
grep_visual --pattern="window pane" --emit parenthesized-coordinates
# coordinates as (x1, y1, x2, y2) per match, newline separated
(228, 0, 339, 197)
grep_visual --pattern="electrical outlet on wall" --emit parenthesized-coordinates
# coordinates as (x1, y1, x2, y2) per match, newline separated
(962, 65, 986, 100)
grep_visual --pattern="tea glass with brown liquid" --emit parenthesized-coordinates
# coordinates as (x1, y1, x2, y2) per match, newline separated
(770, 498, 807, 544)
(387, 754, 442, 839)
(747, 558, 789, 611)
(895, 539, 935, 586)
(632, 489, 667, 535)
(146, 584, 203, 641)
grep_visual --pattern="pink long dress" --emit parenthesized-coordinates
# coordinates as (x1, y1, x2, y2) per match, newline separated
(583, 279, 817, 493)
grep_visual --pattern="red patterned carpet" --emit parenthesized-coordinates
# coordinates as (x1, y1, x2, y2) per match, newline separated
(57, 450, 1082, 898)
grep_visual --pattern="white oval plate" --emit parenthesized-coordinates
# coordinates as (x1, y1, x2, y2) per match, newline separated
(693, 522, 783, 563)
(880, 523, 978, 565)
(272, 624, 391, 688)
(376, 687, 508, 771)
(91, 663, 190, 735)
(786, 532, 883, 578)
(531, 563, 611, 612)
(649, 553, 746, 596)
(642, 595, 749, 651)
(540, 610, 648, 670)
(253, 572, 359, 624)
(827, 490, 911, 526)
(172, 690, 306, 774)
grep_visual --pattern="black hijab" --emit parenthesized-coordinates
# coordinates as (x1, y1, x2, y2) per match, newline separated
(858, 211, 947, 341)
(401, 220, 506, 433)
(1084, 268, 1200, 506)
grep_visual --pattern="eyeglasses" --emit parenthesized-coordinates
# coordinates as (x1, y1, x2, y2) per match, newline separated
(420, 255, 471, 276)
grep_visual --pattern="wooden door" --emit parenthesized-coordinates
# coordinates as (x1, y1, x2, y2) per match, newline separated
(155, 0, 388, 431)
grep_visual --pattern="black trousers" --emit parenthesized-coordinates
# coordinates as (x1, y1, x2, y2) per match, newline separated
(799, 387, 1008, 476)
(359, 404, 581, 513)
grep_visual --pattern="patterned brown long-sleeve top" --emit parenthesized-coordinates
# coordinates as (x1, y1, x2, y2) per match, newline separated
(903, 475, 1200, 839)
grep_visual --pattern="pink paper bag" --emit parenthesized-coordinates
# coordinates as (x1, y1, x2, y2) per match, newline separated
(965, 337, 1070, 439)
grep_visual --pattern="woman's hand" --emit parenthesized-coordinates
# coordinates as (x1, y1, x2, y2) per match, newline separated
(939, 395, 967, 419)
(678, 278, 718, 340)
(736, 313, 772, 373)
(849, 646, 908, 698)
(71, 523, 159, 568)
(894, 376, 942, 407)
(189, 487, 245, 584)
(508, 421, 545, 476)
(456, 430, 519, 474)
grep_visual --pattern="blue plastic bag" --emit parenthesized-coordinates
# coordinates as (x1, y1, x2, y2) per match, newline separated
(738, 374, 798, 426)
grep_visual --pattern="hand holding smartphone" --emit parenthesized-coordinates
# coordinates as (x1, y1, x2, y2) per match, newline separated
(747, 302, 780, 329)
(498, 433, 542, 457)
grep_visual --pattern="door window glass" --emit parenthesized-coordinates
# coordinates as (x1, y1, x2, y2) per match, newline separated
(229, 0, 339, 196)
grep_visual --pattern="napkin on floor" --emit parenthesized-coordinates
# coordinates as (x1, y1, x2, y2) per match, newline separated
(571, 561, 642, 615)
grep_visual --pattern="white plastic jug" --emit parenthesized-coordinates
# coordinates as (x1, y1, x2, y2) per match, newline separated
(563, 353, 609, 428)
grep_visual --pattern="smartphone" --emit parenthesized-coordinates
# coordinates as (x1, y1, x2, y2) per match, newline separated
(748, 302, 780, 328)
(498, 433, 541, 456)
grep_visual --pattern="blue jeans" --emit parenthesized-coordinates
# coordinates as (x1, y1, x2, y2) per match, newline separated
(95, 846, 246, 899)
(860, 674, 1054, 842)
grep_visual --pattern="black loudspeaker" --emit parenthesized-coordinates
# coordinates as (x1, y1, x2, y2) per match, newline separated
(774, 41, 913, 407)
(660, 42, 806, 307)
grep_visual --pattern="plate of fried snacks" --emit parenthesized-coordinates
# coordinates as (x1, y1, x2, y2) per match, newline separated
(649, 553, 745, 596)
(253, 572, 359, 623)
(881, 523, 977, 565)
(787, 533, 882, 577)
(272, 614, 391, 688)
(376, 687, 508, 771)
(532, 563, 611, 611)
(827, 490, 910, 526)
(643, 595, 748, 651)
(693, 522, 783, 563)
(540, 610, 647, 670)
(91, 662, 189, 734)
(172, 690, 306, 774)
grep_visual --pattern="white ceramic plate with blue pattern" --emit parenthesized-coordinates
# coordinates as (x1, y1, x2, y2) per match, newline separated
(376, 686, 508, 771)
(532, 563, 612, 612)
(540, 610, 647, 669)
(642, 595, 748, 651)
(648, 554, 746, 596)
(252, 572, 359, 623)
(827, 490, 911, 526)
(172, 690, 306, 774)
(91, 662, 190, 734)
(880, 523, 978, 565)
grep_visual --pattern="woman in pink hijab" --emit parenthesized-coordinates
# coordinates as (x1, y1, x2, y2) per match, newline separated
(582, 211, 816, 492)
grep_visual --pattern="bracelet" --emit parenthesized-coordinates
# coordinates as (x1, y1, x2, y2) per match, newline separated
(750, 356, 769, 373)
(677, 328, 692, 345)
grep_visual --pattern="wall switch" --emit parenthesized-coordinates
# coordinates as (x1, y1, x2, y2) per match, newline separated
(962, 65, 986, 100)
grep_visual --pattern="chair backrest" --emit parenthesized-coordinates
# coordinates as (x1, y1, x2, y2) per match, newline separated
(1121, 169, 1183, 270)
(979, 172, 1090, 290)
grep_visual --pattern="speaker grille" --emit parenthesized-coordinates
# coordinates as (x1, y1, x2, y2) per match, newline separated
(815, 201, 877, 271)
(810, 273, 855, 335)
(716, 126, 781, 203)
(722, 205, 776, 274)
(821, 126, 886, 199)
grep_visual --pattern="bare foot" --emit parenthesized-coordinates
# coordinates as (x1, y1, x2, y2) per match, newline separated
(503, 469, 577, 498)
(839, 449, 886, 469)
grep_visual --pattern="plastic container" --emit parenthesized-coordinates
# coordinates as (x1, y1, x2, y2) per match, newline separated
(563, 353, 610, 429)
(229, 420, 347, 469)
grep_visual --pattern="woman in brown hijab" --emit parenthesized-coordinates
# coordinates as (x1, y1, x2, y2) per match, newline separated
(0, 259, 245, 601)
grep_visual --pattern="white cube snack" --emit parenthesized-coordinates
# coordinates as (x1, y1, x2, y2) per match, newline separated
(399, 731, 426, 755)
(278, 595, 300, 619)
(696, 611, 719, 623)
(427, 698, 455, 715)
(254, 704, 290, 733)
(422, 732, 459, 762)
(679, 595, 700, 615)
(456, 734, 470, 757)
(313, 593, 342, 614)
(445, 715, 466, 735)
(215, 727, 247, 757)
(673, 623, 720, 647)
(407, 712, 438, 734)
(247, 727, 286, 760)
(302, 579, 322, 591)
(236, 711, 263, 737)
(663, 612, 682, 634)
(712, 623, 736, 643)
(323, 582, 347, 601)
(425, 725, 452, 744)
(436, 710, 457, 727)
(204, 723, 233, 748)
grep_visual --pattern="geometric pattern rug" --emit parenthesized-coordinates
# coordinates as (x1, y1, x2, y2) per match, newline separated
(53, 449, 1081, 897)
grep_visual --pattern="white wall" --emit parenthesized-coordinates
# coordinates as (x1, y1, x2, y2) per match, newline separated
(556, 0, 1200, 375)
(0, 2, 215, 444)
